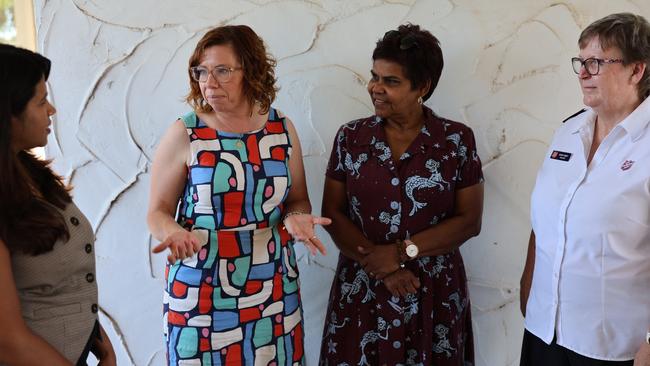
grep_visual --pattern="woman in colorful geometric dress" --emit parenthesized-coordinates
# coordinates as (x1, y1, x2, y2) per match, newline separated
(147, 25, 330, 365)
(319, 24, 484, 365)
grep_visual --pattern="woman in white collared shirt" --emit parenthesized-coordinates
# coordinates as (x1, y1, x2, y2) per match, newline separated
(520, 13, 650, 366)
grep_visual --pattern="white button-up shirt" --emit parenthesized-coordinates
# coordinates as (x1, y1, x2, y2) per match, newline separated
(526, 97, 650, 361)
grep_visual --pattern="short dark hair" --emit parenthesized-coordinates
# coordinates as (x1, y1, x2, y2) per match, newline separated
(579, 13, 650, 100)
(0, 44, 72, 255)
(186, 25, 278, 115)
(372, 23, 443, 101)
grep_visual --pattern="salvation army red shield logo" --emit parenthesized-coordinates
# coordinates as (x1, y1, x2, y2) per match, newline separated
(620, 160, 635, 171)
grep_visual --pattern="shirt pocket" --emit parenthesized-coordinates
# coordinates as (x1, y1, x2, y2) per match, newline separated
(33, 302, 82, 320)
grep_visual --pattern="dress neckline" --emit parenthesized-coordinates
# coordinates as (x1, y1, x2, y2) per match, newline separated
(196, 108, 275, 136)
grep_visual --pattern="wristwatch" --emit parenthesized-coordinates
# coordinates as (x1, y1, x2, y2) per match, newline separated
(646, 330, 650, 345)
(403, 239, 419, 259)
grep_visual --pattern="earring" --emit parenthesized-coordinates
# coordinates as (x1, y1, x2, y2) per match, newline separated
(417, 96, 423, 105)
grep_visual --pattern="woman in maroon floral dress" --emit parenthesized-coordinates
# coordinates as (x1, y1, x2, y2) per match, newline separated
(319, 24, 484, 366)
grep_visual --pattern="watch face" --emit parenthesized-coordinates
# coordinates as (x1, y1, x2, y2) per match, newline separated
(406, 244, 418, 258)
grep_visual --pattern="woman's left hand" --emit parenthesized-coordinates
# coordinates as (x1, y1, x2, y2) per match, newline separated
(91, 324, 116, 366)
(382, 269, 421, 297)
(97, 354, 117, 366)
(283, 213, 332, 255)
(358, 244, 400, 280)
(635, 341, 650, 366)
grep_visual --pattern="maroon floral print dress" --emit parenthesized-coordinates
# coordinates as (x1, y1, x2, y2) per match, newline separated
(319, 106, 483, 366)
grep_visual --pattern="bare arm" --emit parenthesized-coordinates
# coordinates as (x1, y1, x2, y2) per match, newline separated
(283, 117, 313, 218)
(147, 120, 199, 263)
(410, 183, 484, 257)
(282, 117, 331, 254)
(322, 178, 420, 296)
(520, 230, 536, 317)
(634, 341, 650, 366)
(147, 119, 188, 241)
(321, 177, 373, 262)
(359, 183, 484, 279)
(0, 240, 72, 365)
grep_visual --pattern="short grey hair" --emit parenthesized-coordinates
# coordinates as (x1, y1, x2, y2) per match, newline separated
(579, 12, 650, 100)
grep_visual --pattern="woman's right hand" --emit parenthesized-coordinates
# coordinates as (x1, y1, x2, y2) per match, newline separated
(382, 269, 421, 298)
(152, 230, 201, 264)
(283, 213, 332, 256)
(357, 244, 401, 280)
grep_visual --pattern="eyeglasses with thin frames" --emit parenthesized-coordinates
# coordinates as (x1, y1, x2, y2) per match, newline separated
(571, 57, 624, 76)
(189, 66, 241, 83)
(383, 30, 419, 50)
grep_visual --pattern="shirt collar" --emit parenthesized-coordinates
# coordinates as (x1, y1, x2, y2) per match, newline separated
(571, 109, 596, 134)
(618, 97, 650, 142)
(572, 97, 650, 142)
(354, 106, 447, 148)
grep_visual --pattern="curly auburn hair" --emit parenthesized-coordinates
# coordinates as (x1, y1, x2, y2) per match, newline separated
(185, 25, 278, 115)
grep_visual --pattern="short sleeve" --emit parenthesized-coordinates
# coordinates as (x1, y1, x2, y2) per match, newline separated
(325, 125, 348, 182)
(455, 127, 484, 189)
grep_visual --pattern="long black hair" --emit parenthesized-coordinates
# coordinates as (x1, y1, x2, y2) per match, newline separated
(0, 44, 72, 255)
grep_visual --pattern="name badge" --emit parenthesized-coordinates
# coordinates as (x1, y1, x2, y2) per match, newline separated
(550, 150, 572, 161)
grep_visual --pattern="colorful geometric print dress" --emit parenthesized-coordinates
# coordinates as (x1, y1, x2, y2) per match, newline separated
(163, 108, 305, 365)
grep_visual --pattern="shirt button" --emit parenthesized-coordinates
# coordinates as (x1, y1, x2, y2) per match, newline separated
(91, 304, 98, 313)
(86, 273, 95, 283)
(390, 225, 399, 233)
(391, 178, 399, 186)
(236, 140, 244, 148)
(85, 244, 93, 253)
(70, 217, 80, 226)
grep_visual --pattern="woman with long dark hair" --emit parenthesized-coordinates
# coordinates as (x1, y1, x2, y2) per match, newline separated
(0, 44, 115, 365)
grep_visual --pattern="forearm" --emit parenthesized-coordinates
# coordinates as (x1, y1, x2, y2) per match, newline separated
(0, 329, 72, 365)
(147, 210, 186, 242)
(411, 214, 481, 257)
(519, 231, 536, 317)
(323, 210, 372, 262)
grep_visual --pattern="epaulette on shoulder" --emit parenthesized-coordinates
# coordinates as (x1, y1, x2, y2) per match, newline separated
(562, 108, 587, 123)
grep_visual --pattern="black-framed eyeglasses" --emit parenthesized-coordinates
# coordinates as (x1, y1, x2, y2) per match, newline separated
(571, 57, 624, 76)
(189, 66, 241, 83)
(383, 30, 419, 50)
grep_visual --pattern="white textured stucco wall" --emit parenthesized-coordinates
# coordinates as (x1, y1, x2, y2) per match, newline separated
(33, 1, 649, 365)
